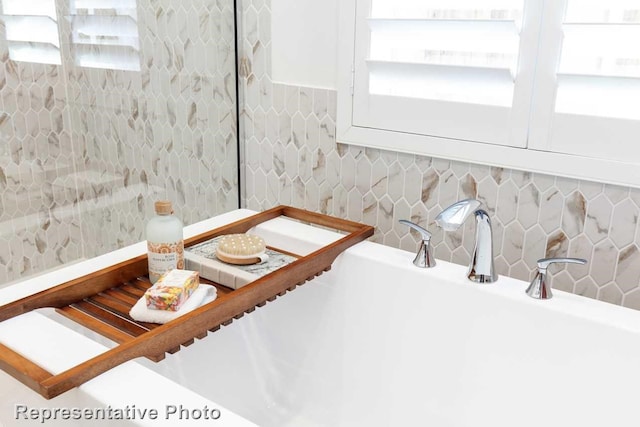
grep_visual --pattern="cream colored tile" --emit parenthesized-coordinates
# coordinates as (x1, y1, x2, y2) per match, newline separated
(610, 199, 638, 249)
(584, 195, 613, 244)
(496, 180, 518, 225)
(615, 245, 640, 294)
(599, 283, 623, 305)
(562, 191, 586, 238)
(503, 222, 525, 265)
(590, 238, 617, 285)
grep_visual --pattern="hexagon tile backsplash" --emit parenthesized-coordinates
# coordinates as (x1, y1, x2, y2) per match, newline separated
(238, 0, 640, 310)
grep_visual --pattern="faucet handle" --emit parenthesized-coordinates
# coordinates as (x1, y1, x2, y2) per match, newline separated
(536, 257, 586, 270)
(526, 257, 588, 300)
(399, 220, 435, 268)
(399, 220, 432, 241)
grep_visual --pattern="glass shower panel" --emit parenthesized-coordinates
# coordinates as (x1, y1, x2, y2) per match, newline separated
(0, 0, 239, 285)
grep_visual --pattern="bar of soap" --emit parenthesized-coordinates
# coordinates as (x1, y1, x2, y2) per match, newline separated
(145, 269, 199, 311)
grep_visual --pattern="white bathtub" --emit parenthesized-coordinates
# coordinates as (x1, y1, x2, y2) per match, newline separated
(2, 209, 640, 426)
(139, 214, 640, 427)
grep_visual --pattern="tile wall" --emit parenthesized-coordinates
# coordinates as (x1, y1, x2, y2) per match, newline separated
(0, 51, 84, 283)
(61, 0, 239, 258)
(238, 1, 640, 310)
(0, 0, 238, 284)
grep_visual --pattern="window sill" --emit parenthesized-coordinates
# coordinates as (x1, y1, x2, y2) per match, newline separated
(336, 122, 640, 189)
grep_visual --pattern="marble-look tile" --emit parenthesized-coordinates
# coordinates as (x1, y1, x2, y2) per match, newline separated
(599, 283, 624, 305)
(590, 239, 617, 285)
(318, 181, 333, 214)
(459, 173, 477, 200)
(291, 112, 306, 148)
(503, 222, 525, 265)
(318, 116, 335, 153)
(603, 184, 629, 205)
(404, 165, 423, 205)
(421, 169, 440, 209)
(538, 188, 563, 233)
(371, 159, 389, 199)
(355, 156, 372, 195)
(623, 287, 640, 310)
(584, 195, 613, 244)
(362, 191, 377, 226)
(347, 188, 364, 223)
(523, 225, 547, 269)
(553, 269, 575, 293)
(437, 170, 459, 210)
(475, 175, 498, 215)
(285, 85, 299, 115)
(510, 260, 532, 282)
(615, 245, 640, 294)
(562, 191, 586, 238)
(496, 180, 518, 224)
(387, 162, 405, 201)
(306, 115, 320, 151)
(313, 88, 329, 119)
(272, 83, 285, 113)
(610, 200, 638, 249)
(304, 179, 319, 212)
(517, 183, 540, 230)
(574, 276, 599, 299)
(546, 230, 569, 258)
(567, 235, 593, 279)
(556, 176, 579, 196)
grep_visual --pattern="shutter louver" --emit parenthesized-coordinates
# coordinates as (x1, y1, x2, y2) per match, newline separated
(69, 0, 140, 71)
(0, 0, 61, 65)
(556, 1, 640, 120)
(367, 2, 523, 106)
(352, 0, 535, 148)
(529, 0, 640, 162)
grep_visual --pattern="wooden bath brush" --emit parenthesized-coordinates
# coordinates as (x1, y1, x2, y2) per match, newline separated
(215, 233, 269, 265)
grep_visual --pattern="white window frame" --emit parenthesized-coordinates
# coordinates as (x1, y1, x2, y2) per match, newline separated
(337, 0, 640, 189)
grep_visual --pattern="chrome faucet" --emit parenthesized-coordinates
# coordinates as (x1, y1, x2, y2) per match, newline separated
(399, 220, 436, 268)
(526, 257, 587, 299)
(435, 199, 497, 283)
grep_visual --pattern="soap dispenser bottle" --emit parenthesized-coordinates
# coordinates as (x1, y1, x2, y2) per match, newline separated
(146, 200, 184, 284)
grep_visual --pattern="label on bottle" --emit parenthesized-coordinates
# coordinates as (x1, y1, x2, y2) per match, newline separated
(148, 240, 184, 283)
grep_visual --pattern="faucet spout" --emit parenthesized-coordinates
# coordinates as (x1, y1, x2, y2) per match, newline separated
(435, 199, 498, 283)
(468, 209, 497, 283)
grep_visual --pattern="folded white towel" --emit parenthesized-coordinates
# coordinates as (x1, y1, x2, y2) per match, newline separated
(129, 284, 218, 324)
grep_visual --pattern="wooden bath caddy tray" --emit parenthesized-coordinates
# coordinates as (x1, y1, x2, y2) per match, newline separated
(0, 206, 374, 399)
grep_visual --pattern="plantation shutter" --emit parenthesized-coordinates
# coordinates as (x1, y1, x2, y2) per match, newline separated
(0, 0, 61, 65)
(529, 0, 640, 162)
(351, 0, 540, 147)
(69, 0, 140, 71)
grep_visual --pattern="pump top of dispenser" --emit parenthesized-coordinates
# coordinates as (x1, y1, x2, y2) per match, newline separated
(155, 200, 173, 215)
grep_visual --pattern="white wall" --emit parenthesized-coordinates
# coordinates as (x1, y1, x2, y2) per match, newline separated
(271, 0, 338, 89)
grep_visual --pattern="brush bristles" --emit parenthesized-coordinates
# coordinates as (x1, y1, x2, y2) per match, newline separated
(216, 234, 266, 257)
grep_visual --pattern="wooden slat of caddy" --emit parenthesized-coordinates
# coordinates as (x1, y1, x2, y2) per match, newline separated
(56, 306, 134, 345)
(71, 300, 150, 336)
(102, 288, 139, 306)
(118, 283, 146, 298)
